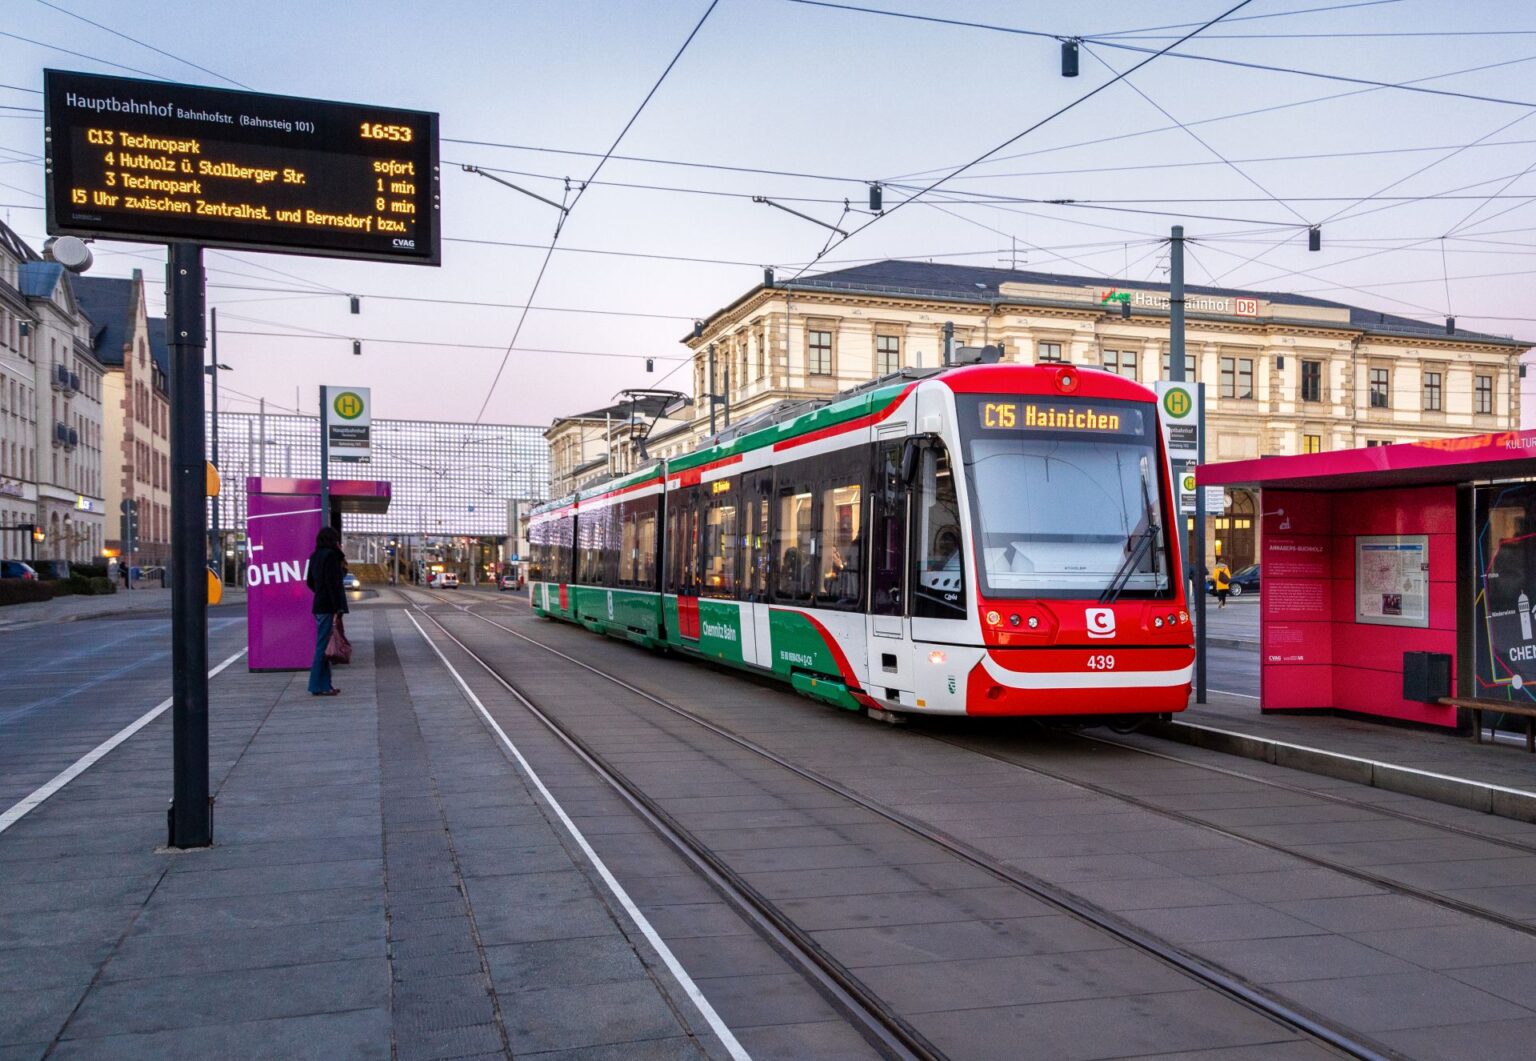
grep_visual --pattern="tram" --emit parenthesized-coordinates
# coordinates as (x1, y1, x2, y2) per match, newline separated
(528, 362, 1193, 719)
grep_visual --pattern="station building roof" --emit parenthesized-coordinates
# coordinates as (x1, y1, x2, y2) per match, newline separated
(696, 259, 1529, 348)
(1200, 429, 1536, 493)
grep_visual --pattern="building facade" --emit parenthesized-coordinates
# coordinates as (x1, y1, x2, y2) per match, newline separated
(0, 222, 109, 565)
(19, 261, 105, 562)
(0, 224, 39, 563)
(649, 260, 1531, 570)
(75, 272, 173, 567)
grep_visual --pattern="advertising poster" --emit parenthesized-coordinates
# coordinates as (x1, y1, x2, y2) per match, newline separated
(1474, 483, 1536, 702)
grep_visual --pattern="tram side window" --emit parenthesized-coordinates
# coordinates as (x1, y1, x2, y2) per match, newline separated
(601, 504, 621, 587)
(743, 471, 772, 601)
(528, 518, 548, 582)
(670, 485, 703, 596)
(870, 441, 907, 615)
(816, 460, 863, 610)
(913, 442, 966, 618)
(618, 502, 640, 588)
(665, 491, 684, 594)
(635, 497, 658, 590)
(553, 513, 575, 584)
(576, 513, 599, 585)
(775, 472, 816, 603)
(701, 479, 739, 598)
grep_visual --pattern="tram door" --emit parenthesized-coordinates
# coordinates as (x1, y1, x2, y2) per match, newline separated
(867, 433, 915, 704)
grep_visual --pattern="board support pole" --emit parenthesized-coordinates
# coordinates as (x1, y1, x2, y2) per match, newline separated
(167, 242, 211, 848)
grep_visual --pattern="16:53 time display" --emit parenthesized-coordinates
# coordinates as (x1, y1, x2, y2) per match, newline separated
(360, 122, 413, 142)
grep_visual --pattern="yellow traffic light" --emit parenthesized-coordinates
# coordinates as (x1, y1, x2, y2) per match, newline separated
(206, 462, 222, 497)
(207, 568, 223, 605)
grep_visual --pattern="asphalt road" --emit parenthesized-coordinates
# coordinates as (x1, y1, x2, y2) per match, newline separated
(0, 605, 249, 811)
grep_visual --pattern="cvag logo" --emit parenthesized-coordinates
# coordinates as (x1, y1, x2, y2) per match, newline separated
(392, 238, 416, 249)
(1085, 608, 1116, 639)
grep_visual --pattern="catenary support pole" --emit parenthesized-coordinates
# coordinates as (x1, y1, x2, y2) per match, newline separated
(319, 385, 330, 534)
(167, 243, 211, 848)
(1170, 225, 1208, 704)
(208, 307, 220, 581)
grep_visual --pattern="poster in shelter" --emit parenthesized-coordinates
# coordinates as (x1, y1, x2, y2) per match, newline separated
(1474, 483, 1536, 702)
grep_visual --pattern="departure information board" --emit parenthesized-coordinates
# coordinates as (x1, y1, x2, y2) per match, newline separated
(44, 70, 440, 265)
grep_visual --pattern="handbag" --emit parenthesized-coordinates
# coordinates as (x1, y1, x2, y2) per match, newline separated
(325, 613, 353, 665)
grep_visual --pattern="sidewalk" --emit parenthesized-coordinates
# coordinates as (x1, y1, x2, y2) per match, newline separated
(0, 605, 730, 1059)
(0, 585, 248, 630)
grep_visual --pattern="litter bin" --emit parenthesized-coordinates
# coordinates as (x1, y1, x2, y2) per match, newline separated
(1403, 651, 1452, 702)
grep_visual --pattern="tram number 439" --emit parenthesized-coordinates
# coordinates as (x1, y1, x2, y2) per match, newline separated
(1086, 654, 1116, 670)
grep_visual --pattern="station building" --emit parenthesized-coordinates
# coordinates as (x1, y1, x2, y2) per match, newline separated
(547, 260, 1531, 571)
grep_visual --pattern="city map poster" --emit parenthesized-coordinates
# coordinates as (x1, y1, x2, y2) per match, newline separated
(1473, 483, 1536, 702)
(1355, 535, 1429, 628)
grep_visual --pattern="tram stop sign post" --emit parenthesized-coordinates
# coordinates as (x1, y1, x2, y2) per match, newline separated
(43, 70, 439, 849)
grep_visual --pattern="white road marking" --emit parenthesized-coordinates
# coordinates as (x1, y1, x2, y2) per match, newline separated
(0, 648, 248, 836)
(404, 612, 751, 1061)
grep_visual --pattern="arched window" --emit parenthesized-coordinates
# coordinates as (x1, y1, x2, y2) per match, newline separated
(1215, 490, 1257, 570)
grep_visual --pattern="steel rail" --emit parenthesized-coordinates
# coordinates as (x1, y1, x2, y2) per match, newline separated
(404, 596, 935, 1061)
(930, 728, 1536, 943)
(428, 597, 1397, 1061)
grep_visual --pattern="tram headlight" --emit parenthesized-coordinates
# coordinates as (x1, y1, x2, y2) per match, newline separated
(1027, 616, 1039, 629)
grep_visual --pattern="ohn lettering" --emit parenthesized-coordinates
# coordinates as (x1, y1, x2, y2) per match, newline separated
(246, 559, 308, 587)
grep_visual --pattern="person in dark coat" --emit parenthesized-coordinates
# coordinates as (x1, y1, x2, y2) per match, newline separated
(305, 525, 348, 696)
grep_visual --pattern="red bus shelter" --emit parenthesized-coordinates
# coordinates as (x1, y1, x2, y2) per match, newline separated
(1200, 430, 1536, 729)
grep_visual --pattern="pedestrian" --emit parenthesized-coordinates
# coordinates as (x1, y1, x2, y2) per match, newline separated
(1212, 559, 1232, 609)
(304, 525, 348, 697)
(119, 560, 131, 591)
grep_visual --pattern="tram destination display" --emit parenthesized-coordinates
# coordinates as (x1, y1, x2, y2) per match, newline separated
(975, 398, 1145, 436)
(44, 70, 440, 264)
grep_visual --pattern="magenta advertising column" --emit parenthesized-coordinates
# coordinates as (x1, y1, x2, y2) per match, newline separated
(246, 482, 322, 671)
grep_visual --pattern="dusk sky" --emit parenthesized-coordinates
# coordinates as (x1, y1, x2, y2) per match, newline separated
(3, 0, 1534, 427)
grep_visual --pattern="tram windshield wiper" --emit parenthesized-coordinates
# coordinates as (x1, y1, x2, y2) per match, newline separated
(1100, 457, 1160, 605)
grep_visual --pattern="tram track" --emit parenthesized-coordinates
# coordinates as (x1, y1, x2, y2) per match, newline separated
(927, 728, 1536, 942)
(404, 589, 1396, 1061)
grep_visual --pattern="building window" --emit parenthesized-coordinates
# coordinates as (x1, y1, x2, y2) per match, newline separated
(1366, 439, 1392, 447)
(1423, 371, 1443, 412)
(876, 334, 900, 376)
(1220, 356, 1254, 400)
(1102, 350, 1137, 379)
(1476, 374, 1493, 414)
(807, 330, 832, 376)
(1302, 434, 1322, 454)
(1300, 359, 1322, 402)
(1037, 342, 1063, 363)
(1369, 367, 1390, 408)
(1160, 351, 1194, 379)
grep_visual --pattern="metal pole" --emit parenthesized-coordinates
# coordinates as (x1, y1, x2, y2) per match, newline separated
(208, 307, 220, 582)
(319, 385, 330, 534)
(943, 321, 954, 366)
(723, 366, 731, 428)
(1170, 224, 1208, 704)
(708, 343, 717, 435)
(258, 398, 266, 477)
(167, 242, 211, 848)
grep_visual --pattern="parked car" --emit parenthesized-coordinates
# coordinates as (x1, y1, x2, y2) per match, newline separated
(30, 559, 70, 580)
(1, 560, 38, 580)
(498, 573, 520, 591)
(431, 572, 460, 589)
(1207, 563, 1261, 597)
(342, 572, 361, 590)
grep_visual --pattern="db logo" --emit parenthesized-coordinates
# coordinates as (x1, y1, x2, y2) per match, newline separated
(1085, 608, 1116, 639)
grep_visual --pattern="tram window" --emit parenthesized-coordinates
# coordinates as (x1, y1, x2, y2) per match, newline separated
(871, 441, 907, 616)
(913, 443, 966, 618)
(635, 498, 658, 590)
(618, 503, 639, 587)
(665, 493, 684, 594)
(554, 513, 575, 583)
(701, 487, 739, 598)
(743, 472, 772, 601)
(679, 487, 703, 595)
(817, 481, 862, 609)
(775, 479, 816, 602)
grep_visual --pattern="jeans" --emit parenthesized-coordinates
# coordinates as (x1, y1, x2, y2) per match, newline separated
(308, 613, 335, 694)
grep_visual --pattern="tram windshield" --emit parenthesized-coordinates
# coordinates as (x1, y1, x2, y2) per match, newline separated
(960, 395, 1173, 599)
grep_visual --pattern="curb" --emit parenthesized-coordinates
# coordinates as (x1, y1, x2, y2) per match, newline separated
(1150, 719, 1536, 824)
(1204, 637, 1257, 651)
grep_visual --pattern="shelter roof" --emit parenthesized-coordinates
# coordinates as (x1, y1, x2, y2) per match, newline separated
(1200, 430, 1536, 492)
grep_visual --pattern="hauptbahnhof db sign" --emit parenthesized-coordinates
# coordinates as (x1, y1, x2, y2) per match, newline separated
(44, 69, 440, 265)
